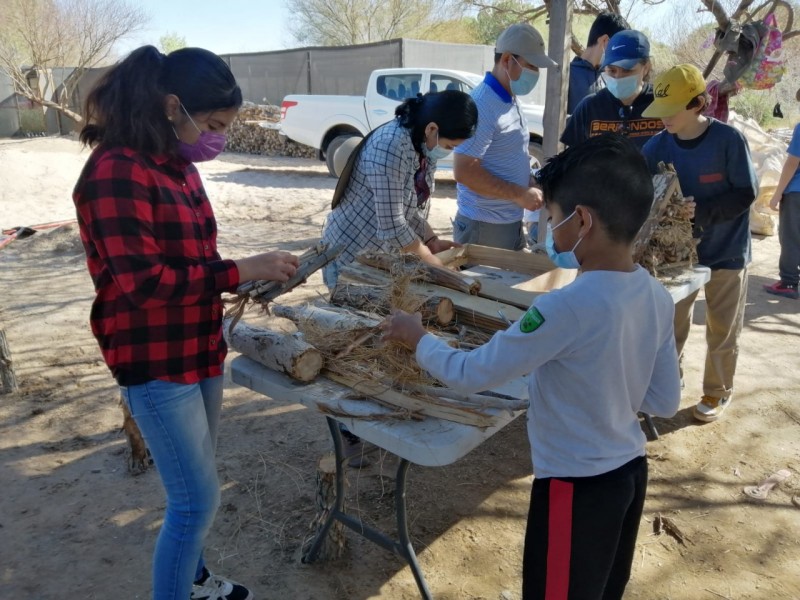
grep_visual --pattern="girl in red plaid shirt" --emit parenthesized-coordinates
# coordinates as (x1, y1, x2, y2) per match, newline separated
(73, 45, 298, 600)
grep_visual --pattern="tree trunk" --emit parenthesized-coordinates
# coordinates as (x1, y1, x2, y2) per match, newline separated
(223, 319, 323, 382)
(304, 453, 347, 561)
(0, 329, 18, 394)
(329, 283, 454, 325)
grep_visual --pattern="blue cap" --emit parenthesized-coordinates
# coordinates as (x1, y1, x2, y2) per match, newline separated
(601, 30, 650, 69)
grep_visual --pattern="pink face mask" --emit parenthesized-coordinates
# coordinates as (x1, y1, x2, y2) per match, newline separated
(176, 105, 227, 162)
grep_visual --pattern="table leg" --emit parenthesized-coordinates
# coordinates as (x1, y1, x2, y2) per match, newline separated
(302, 417, 434, 600)
(640, 412, 659, 441)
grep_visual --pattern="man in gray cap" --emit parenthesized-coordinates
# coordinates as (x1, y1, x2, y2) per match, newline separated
(452, 23, 557, 250)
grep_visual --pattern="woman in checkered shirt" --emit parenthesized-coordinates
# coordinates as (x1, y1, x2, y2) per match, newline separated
(73, 46, 298, 600)
(321, 90, 478, 289)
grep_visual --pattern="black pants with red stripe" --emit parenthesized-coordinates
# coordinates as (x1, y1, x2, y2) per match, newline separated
(522, 456, 648, 600)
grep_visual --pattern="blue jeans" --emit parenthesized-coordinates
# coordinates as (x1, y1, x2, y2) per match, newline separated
(121, 375, 224, 600)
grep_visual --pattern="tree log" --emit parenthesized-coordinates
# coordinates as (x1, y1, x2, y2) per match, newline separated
(303, 453, 347, 561)
(223, 319, 322, 382)
(356, 251, 481, 295)
(0, 329, 18, 394)
(271, 304, 381, 332)
(329, 283, 454, 325)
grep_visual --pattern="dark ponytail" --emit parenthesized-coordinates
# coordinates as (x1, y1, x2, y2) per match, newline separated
(80, 45, 242, 155)
(394, 90, 478, 152)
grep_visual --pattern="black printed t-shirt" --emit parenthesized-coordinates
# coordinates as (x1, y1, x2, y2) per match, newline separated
(560, 85, 664, 149)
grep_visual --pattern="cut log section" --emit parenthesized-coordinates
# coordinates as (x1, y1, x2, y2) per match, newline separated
(329, 283, 455, 325)
(271, 303, 381, 332)
(0, 329, 18, 394)
(223, 319, 323, 382)
(355, 251, 481, 295)
(303, 453, 347, 561)
(340, 263, 523, 332)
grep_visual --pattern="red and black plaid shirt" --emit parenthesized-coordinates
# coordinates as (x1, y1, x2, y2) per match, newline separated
(73, 145, 240, 385)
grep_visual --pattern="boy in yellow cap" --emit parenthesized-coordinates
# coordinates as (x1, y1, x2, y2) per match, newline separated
(641, 64, 758, 423)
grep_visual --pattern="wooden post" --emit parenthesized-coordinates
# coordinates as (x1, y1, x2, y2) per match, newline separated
(539, 1, 573, 242)
(0, 329, 18, 394)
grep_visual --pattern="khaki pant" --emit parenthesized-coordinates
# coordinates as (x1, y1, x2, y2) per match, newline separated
(674, 268, 748, 398)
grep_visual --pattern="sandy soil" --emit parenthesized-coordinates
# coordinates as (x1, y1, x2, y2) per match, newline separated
(1, 136, 799, 600)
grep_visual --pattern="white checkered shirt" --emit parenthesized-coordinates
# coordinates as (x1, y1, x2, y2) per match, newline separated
(322, 119, 434, 267)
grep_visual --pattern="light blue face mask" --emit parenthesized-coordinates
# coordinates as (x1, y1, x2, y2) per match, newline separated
(509, 57, 540, 96)
(423, 131, 452, 161)
(545, 210, 591, 270)
(603, 73, 641, 100)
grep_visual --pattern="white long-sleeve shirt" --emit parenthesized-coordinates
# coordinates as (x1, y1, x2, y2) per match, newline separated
(416, 266, 680, 479)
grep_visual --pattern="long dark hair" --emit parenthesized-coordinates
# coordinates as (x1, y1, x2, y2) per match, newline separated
(80, 45, 243, 154)
(395, 90, 478, 152)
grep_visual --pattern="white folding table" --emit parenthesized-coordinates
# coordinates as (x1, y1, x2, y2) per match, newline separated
(230, 265, 711, 599)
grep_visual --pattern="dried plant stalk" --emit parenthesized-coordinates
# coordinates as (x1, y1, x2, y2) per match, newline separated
(634, 166, 698, 276)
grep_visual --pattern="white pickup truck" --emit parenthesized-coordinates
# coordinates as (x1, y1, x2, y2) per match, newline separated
(279, 67, 545, 176)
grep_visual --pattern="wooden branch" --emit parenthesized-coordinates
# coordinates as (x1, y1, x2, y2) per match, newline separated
(355, 251, 481, 295)
(324, 370, 499, 428)
(238, 242, 343, 304)
(329, 282, 454, 325)
(223, 319, 323, 382)
(271, 303, 381, 332)
(395, 381, 529, 413)
(340, 262, 524, 332)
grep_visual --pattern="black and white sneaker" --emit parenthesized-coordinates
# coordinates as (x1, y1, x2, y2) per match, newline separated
(190, 567, 253, 600)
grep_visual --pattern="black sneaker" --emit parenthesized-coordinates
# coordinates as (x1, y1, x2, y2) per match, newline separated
(190, 567, 253, 600)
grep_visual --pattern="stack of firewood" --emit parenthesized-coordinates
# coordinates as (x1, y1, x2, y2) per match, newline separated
(226, 102, 316, 158)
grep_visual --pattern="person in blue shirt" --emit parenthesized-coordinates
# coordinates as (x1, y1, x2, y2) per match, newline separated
(567, 11, 629, 114)
(452, 23, 556, 250)
(763, 101, 800, 300)
(382, 134, 680, 600)
(561, 30, 663, 149)
(642, 64, 758, 423)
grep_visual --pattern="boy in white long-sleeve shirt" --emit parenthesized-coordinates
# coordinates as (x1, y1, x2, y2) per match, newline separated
(381, 134, 681, 600)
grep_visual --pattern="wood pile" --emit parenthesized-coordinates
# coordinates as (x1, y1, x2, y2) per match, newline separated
(225, 102, 316, 158)
(633, 167, 698, 276)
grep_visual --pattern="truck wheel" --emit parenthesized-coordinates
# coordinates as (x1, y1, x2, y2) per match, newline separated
(326, 134, 359, 178)
(529, 141, 545, 169)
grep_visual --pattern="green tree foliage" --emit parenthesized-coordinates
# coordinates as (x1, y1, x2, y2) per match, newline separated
(285, 0, 464, 46)
(159, 31, 187, 54)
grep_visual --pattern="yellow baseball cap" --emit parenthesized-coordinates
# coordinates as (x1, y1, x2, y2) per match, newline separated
(642, 64, 707, 118)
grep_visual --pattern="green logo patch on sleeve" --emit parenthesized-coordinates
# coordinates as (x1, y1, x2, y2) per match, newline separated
(519, 307, 545, 333)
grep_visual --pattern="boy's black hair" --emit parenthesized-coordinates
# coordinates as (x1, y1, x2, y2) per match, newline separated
(587, 11, 630, 47)
(536, 134, 653, 243)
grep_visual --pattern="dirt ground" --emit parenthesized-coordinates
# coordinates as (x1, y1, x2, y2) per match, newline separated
(1, 136, 799, 600)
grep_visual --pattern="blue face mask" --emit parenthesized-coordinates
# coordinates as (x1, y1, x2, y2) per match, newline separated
(423, 131, 452, 161)
(509, 57, 540, 96)
(603, 73, 641, 100)
(545, 210, 591, 270)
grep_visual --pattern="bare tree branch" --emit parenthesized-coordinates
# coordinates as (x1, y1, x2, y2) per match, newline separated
(0, 0, 148, 125)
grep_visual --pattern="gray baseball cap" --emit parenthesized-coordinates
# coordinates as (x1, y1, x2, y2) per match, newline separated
(496, 23, 557, 69)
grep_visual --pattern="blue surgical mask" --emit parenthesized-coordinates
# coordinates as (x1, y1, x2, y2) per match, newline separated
(603, 73, 641, 100)
(545, 210, 591, 269)
(509, 57, 540, 96)
(423, 132, 452, 161)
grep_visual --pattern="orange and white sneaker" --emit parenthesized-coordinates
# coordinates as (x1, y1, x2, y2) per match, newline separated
(693, 395, 730, 422)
